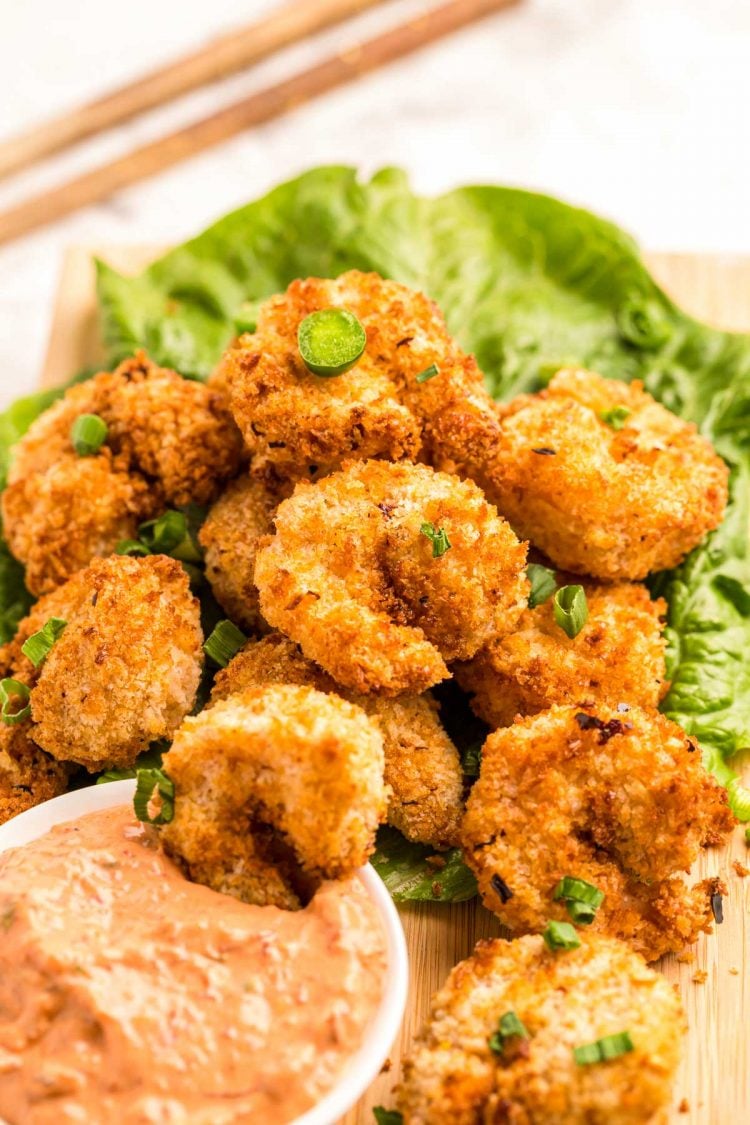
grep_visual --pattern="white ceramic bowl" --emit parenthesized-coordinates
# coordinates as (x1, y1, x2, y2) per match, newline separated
(0, 780, 409, 1125)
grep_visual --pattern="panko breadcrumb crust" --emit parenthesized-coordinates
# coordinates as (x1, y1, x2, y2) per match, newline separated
(29, 554, 203, 771)
(454, 577, 668, 727)
(217, 270, 504, 489)
(489, 368, 728, 581)
(211, 633, 464, 847)
(461, 704, 734, 961)
(254, 459, 529, 695)
(2, 352, 241, 594)
(160, 683, 387, 909)
(397, 933, 685, 1124)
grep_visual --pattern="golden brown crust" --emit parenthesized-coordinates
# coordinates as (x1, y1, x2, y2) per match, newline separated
(161, 683, 387, 908)
(254, 459, 528, 695)
(199, 474, 281, 633)
(488, 368, 729, 580)
(397, 933, 685, 1124)
(461, 704, 735, 961)
(221, 270, 502, 485)
(211, 634, 464, 848)
(30, 555, 203, 771)
(454, 578, 668, 728)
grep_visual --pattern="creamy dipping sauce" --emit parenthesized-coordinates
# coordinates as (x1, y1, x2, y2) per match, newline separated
(0, 806, 387, 1124)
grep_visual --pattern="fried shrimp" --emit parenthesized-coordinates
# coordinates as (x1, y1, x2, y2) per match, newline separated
(199, 474, 281, 633)
(219, 270, 502, 485)
(254, 460, 528, 695)
(489, 368, 728, 580)
(461, 704, 735, 961)
(454, 578, 668, 728)
(160, 683, 387, 909)
(210, 633, 464, 847)
(2, 352, 241, 593)
(29, 554, 203, 771)
(396, 932, 684, 1125)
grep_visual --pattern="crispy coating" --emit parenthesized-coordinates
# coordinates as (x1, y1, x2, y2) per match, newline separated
(211, 633, 464, 847)
(397, 932, 684, 1124)
(3, 352, 241, 593)
(220, 270, 502, 485)
(461, 704, 735, 961)
(488, 368, 729, 580)
(2, 453, 159, 596)
(254, 460, 528, 695)
(30, 555, 203, 771)
(160, 683, 387, 909)
(454, 578, 668, 728)
(199, 474, 281, 633)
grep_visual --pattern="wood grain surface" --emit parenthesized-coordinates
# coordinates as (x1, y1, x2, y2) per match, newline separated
(40, 247, 749, 1125)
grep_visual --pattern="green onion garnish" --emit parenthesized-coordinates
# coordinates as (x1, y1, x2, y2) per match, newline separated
(133, 768, 175, 826)
(553, 585, 588, 638)
(573, 1031, 634, 1065)
(416, 363, 440, 383)
(527, 563, 556, 609)
(542, 919, 581, 952)
(204, 619, 247, 668)
(298, 308, 367, 377)
(420, 521, 452, 558)
(553, 877, 604, 908)
(21, 617, 67, 668)
(488, 1010, 529, 1055)
(0, 679, 31, 725)
(600, 405, 631, 430)
(70, 413, 108, 456)
(372, 1109, 403, 1125)
(115, 539, 151, 557)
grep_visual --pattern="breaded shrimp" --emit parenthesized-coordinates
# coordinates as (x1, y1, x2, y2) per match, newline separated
(30, 554, 203, 771)
(211, 633, 464, 847)
(2, 453, 159, 596)
(3, 352, 241, 593)
(254, 460, 528, 695)
(219, 271, 502, 485)
(199, 474, 281, 633)
(454, 577, 668, 728)
(397, 932, 684, 1125)
(461, 704, 735, 961)
(160, 683, 387, 909)
(489, 368, 728, 580)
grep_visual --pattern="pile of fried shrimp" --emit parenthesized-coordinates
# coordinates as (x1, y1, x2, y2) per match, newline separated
(0, 271, 737, 1122)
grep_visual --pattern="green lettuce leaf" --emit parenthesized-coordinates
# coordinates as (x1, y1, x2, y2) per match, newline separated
(371, 827, 477, 903)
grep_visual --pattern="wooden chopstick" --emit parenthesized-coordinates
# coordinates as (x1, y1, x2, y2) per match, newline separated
(0, 0, 519, 248)
(0, 0, 388, 182)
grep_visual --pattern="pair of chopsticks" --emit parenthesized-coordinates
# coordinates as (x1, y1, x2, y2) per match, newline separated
(0, 0, 519, 247)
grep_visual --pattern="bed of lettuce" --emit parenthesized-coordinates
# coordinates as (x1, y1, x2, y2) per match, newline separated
(2, 166, 749, 902)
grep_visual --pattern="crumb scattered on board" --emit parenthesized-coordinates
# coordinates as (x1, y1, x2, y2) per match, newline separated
(692, 970, 708, 984)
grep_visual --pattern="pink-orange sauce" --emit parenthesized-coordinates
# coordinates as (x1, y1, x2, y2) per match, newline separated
(0, 806, 387, 1124)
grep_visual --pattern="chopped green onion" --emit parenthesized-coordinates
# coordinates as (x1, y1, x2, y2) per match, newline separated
(21, 617, 67, 668)
(542, 919, 581, 952)
(0, 679, 31, 725)
(527, 563, 557, 608)
(600, 405, 631, 430)
(416, 363, 440, 383)
(420, 521, 452, 558)
(573, 1031, 634, 1066)
(204, 619, 248, 667)
(488, 1010, 529, 1054)
(553, 585, 588, 639)
(298, 308, 366, 376)
(372, 1109, 403, 1125)
(745, 827, 750, 846)
(133, 768, 175, 826)
(567, 900, 598, 925)
(115, 539, 151, 557)
(70, 413, 108, 456)
(553, 876, 605, 908)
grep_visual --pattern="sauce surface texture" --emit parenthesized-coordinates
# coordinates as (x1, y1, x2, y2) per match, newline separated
(0, 806, 387, 1124)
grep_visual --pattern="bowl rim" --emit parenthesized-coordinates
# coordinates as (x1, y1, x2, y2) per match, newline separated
(0, 779, 409, 1125)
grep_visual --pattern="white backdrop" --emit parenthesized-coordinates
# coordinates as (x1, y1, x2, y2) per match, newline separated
(1, 0, 749, 405)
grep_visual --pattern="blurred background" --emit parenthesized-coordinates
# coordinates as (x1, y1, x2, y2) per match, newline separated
(1, 0, 749, 404)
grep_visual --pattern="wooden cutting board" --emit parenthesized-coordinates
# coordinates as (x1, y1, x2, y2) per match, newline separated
(40, 248, 749, 1124)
